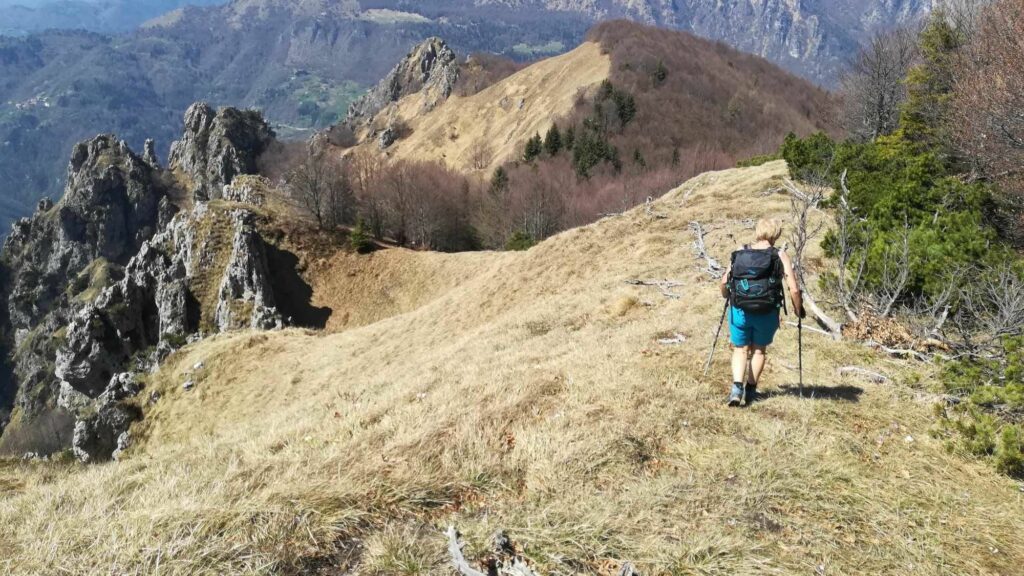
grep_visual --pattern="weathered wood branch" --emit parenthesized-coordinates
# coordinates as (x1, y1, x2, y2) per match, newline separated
(785, 321, 833, 338)
(644, 196, 668, 219)
(838, 366, 890, 384)
(447, 526, 488, 576)
(619, 562, 640, 576)
(863, 340, 932, 362)
(801, 291, 843, 340)
(688, 221, 725, 279)
(626, 279, 683, 299)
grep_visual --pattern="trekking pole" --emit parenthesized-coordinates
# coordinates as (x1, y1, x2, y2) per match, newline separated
(798, 316, 804, 398)
(703, 298, 730, 379)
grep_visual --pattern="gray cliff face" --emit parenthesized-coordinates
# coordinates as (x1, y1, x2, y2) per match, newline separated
(0, 135, 166, 418)
(346, 37, 460, 123)
(215, 211, 283, 333)
(168, 103, 276, 201)
(470, 0, 935, 85)
(0, 105, 293, 461)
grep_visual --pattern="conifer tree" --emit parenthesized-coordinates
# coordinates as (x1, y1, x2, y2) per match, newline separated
(632, 148, 646, 168)
(543, 124, 562, 156)
(564, 126, 576, 151)
(490, 166, 509, 196)
(523, 133, 543, 162)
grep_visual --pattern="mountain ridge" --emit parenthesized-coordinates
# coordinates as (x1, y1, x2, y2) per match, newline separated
(3, 159, 1023, 572)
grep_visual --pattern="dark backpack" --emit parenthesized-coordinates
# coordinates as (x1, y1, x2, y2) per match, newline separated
(729, 246, 784, 314)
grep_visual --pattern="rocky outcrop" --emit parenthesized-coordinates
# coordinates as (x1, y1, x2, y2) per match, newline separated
(346, 37, 459, 123)
(1, 105, 293, 461)
(143, 139, 160, 168)
(222, 175, 269, 207)
(168, 103, 275, 201)
(215, 211, 282, 332)
(0, 135, 166, 416)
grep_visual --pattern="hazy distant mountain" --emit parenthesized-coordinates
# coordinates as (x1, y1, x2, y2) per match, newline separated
(0, 1, 590, 235)
(368, 0, 936, 86)
(0, 0, 228, 36)
(0, 0, 938, 236)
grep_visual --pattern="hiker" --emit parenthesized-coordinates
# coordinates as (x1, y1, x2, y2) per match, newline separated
(719, 218, 805, 406)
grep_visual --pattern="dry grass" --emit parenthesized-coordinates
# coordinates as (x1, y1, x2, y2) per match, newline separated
(1, 161, 1022, 575)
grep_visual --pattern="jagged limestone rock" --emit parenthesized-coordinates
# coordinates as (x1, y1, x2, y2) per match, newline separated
(346, 37, 459, 123)
(143, 139, 160, 168)
(71, 401, 136, 463)
(168, 103, 275, 201)
(215, 211, 282, 332)
(1, 134, 165, 417)
(2, 107, 291, 460)
(378, 126, 398, 150)
(222, 175, 269, 206)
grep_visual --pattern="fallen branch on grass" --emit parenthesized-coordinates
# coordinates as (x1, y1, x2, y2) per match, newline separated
(801, 291, 843, 340)
(838, 366, 890, 384)
(785, 321, 833, 338)
(645, 196, 668, 220)
(688, 221, 725, 279)
(657, 333, 687, 345)
(448, 526, 638, 576)
(447, 526, 487, 576)
(626, 279, 683, 299)
(863, 341, 932, 362)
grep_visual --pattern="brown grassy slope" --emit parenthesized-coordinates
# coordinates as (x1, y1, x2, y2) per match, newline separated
(585, 20, 838, 163)
(1, 162, 1023, 575)
(355, 21, 837, 178)
(362, 41, 612, 174)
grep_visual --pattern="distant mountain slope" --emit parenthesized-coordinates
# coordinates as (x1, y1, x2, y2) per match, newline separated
(347, 22, 836, 177)
(0, 2, 590, 236)
(355, 41, 613, 174)
(0, 0, 934, 238)
(370, 0, 937, 85)
(0, 0, 227, 36)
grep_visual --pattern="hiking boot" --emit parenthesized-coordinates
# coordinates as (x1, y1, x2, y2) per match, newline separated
(745, 384, 758, 404)
(728, 383, 743, 407)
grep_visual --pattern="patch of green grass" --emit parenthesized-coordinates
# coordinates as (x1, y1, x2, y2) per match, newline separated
(287, 74, 364, 127)
(511, 41, 565, 57)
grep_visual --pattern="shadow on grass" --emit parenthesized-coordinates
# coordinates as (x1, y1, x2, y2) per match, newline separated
(754, 383, 864, 403)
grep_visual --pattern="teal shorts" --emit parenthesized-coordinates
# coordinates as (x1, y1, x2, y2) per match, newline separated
(729, 307, 780, 347)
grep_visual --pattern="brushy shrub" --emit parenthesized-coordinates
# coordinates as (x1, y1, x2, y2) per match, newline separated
(736, 153, 780, 168)
(349, 220, 375, 254)
(784, 130, 1006, 305)
(505, 231, 536, 251)
(936, 336, 1024, 478)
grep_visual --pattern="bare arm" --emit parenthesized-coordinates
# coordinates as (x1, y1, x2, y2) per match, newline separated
(778, 250, 805, 317)
(719, 264, 731, 298)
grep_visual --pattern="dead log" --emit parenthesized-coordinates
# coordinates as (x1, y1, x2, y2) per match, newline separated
(446, 526, 488, 576)
(864, 341, 931, 362)
(838, 366, 890, 384)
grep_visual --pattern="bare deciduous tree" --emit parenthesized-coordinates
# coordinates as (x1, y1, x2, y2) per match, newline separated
(286, 150, 353, 229)
(840, 28, 918, 142)
(832, 171, 871, 323)
(876, 217, 911, 317)
(952, 0, 1024, 237)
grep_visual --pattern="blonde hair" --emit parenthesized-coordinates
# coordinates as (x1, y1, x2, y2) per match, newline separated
(755, 218, 783, 244)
